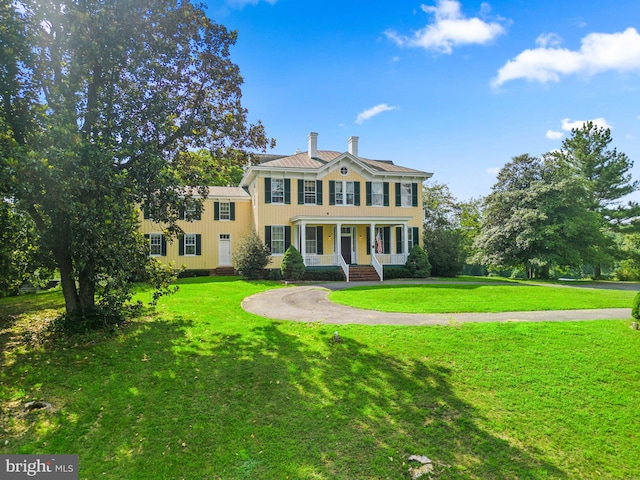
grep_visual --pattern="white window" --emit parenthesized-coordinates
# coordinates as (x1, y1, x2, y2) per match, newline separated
(149, 234, 162, 256)
(372, 182, 383, 206)
(305, 226, 318, 254)
(401, 183, 413, 207)
(184, 233, 197, 256)
(219, 202, 230, 220)
(271, 178, 284, 203)
(271, 226, 285, 255)
(304, 180, 316, 204)
(335, 181, 355, 206)
(408, 228, 415, 248)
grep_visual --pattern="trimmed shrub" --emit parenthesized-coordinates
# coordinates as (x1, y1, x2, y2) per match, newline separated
(233, 229, 271, 280)
(281, 245, 305, 280)
(383, 266, 410, 279)
(405, 244, 431, 278)
(301, 268, 344, 282)
(632, 292, 640, 320)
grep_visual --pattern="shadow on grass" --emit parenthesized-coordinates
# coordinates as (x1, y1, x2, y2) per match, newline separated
(1, 317, 565, 479)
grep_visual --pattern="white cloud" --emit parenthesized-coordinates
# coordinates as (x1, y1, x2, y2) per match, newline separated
(546, 130, 563, 140)
(536, 33, 563, 48)
(561, 117, 611, 131)
(486, 167, 501, 176)
(385, 0, 507, 54)
(493, 27, 640, 87)
(355, 104, 397, 124)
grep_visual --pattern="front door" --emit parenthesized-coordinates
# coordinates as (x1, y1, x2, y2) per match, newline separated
(218, 234, 231, 266)
(341, 236, 352, 264)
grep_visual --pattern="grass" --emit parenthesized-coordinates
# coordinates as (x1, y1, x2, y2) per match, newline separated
(1, 277, 639, 479)
(329, 283, 637, 313)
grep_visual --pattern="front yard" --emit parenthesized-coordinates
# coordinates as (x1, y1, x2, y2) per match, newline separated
(1, 277, 638, 479)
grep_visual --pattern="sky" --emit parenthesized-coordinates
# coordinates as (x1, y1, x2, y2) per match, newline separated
(203, 0, 640, 201)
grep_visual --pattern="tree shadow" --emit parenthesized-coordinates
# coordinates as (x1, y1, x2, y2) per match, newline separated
(1, 317, 566, 479)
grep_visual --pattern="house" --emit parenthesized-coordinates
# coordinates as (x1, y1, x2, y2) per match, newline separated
(140, 132, 432, 280)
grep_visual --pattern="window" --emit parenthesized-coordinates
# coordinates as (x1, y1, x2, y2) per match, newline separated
(304, 180, 316, 204)
(371, 182, 383, 206)
(401, 183, 412, 207)
(396, 182, 418, 207)
(149, 234, 164, 256)
(305, 226, 318, 254)
(219, 202, 230, 220)
(184, 234, 197, 256)
(271, 226, 285, 255)
(335, 181, 355, 205)
(340, 166, 349, 176)
(271, 178, 284, 203)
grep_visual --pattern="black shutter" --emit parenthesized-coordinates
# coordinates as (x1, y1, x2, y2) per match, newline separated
(143, 206, 150, 219)
(265, 177, 271, 204)
(230, 202, 235, 221)
(366, 182, 372, 206)
(354, 182, 360, 206)
(178, 235, 184, 256)
(265, 226, 271, 251)
(396, 227, 403, 254)
(196, 234, 202, 255)
(412, 227, 420, 248)
(329, 181, 335, 205)
(317, 226, 323, 255)
(284, 226, 291, 250)
(161, 235, 167, 256)
(284, 179, 291, 204)
(316, 180, 323, 205)
(383, 183, 390, 206)
(298, 179, 304, 204)
(214, 202, 220, 220)
(383, 227, 390, 254)
(412, 183, 418, 207)
(366, 226, 371, 254)
(395, 183, 401, 206)
(179, 207, 185, 220)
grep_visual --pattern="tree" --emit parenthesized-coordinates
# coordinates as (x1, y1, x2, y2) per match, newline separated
(551, 122, 639, 278)
(1, 1, 272, 321)
(233, 230, 271, 280)
(405, 245, 431, 278)
(281, 245, 305, 280)
(474, 154, 602, 278)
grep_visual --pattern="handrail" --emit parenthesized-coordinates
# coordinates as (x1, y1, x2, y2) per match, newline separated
(338, 255, 349, 282)
(371, 254, 384, 281)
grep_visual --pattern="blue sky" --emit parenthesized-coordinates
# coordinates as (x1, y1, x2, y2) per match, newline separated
(204, 0, 640, 201)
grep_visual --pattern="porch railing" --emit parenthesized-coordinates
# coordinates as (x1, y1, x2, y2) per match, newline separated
(338, 255, 349, 282)
(373, 253, 408, 265)
(371, 254, 384, 281)
(303, 254, 338, 267)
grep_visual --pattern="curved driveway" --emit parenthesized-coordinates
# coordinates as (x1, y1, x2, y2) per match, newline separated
(241, 280, 632, 326)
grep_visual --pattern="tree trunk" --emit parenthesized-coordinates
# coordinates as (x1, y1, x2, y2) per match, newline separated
(78, 265, 96, 312)
(594, 264, 602, 280)
(53, 247, 80, 314)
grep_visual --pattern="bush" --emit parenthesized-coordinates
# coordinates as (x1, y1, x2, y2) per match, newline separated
(405, 245, 431, 278)
(632, 292, 640, 320)
(301, 268, 345, 282)
(383, 266, 410, 279)
(266, 269, 282, 280)
(233, 230, 272, 280)
(281, 245, 305, 280)
(177, 269, 211, 278)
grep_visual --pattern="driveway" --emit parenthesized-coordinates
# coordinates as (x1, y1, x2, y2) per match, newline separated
(241, 280, 633, 326)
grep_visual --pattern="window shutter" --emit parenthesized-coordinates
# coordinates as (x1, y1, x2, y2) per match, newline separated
(214, 201, 220, 220)
(316, 180, 323, 205)
(265, 177, 271, 204)
(144, 234, 150, 253)
(161, 235, 167, 256)
(354, 182, 360, 206)
(230, 202, 235, 221)
(366, 182, 372, 206)
(412, 183, 418, 207)
(329, 181, 335, 205)
(383, 182, 390, 206)
(284, 179, 291, 204)
(298, 179, 304, 204)
(143, 206, 150, 219)
(412, 227, 420, 248)
(366, 226, 371, 254)
(265, 226, 271, 251)
(317, 226, 323, 255)
(196, 234, 202, 256)
(395, 183, 401, 206)
(383, 227, 390, 254)
(194, 209, 201, 221)
(284, 226, 291, 250)
(179, 235, 184, 256)
(179, 207, 185, 220)
(396, 227, 403, 254)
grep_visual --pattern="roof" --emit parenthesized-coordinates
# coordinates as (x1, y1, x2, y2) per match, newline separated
(206, 186, 250, 198)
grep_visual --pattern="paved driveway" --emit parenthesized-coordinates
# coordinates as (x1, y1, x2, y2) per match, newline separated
(241, 280, 633, 326)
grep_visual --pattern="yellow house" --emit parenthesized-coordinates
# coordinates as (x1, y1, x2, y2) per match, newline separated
(140, 132, 432, 281)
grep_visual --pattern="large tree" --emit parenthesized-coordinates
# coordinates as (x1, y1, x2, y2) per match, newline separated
(551, 122, 639, 277)
(1, 0, 272, 320)
(474, 154, 602, 278)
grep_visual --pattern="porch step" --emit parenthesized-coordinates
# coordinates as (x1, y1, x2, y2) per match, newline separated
(348, 265, 381, 282)
(214, 267, 236, 276)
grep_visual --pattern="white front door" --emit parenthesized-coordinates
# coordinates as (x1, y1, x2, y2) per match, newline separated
(218, 234, 231, 266)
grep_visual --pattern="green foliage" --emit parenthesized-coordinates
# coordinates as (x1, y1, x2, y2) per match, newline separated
(233, 230, 271, 280)
(632, 292, 640, 320)
(281, 245, 305, 280)
(405, 245, 431, 278)
(382, 266, 410, 279)
(301, 268, 345, 281)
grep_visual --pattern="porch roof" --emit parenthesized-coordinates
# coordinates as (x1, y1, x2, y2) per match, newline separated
(290, 215, 414, 225)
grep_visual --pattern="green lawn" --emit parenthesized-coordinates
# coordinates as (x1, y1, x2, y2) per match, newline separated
(329, 283, 636, 313)
(1, 278, 639, 479)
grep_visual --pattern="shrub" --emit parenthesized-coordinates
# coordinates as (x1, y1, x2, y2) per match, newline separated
(383, 266, 410, 279)
(233, 229, 271, 280)
(281, 245, 305, 280)
(405, 245, 431, 278)
(301, 268, 344, 282)
(632, 292, 640, 320)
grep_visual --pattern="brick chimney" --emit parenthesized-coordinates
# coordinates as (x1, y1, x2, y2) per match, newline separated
(348, 136, 359, 157)
(308, 132, 318, 159)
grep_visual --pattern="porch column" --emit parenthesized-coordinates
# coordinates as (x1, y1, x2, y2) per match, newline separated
(300, 222, 306, 262)
(404, 224, 409, 256)
(336, 222, 342, 263)
(370, 223, 376, 256)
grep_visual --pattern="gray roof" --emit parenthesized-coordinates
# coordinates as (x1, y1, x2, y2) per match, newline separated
(207, 186, 250, 198)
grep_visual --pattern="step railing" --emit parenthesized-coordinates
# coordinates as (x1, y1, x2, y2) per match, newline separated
(338, 255, 349, 282)
(371, 254, 384, 281)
